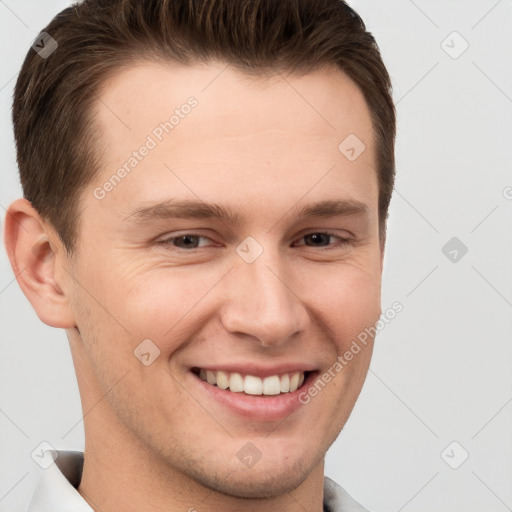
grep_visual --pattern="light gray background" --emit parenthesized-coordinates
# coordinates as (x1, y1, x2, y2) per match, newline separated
(1, 1, 511, 511)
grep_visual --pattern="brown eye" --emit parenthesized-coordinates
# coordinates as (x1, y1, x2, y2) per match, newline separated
(294, 232, 351, 250)
(303, 233, 332, 247)
(172, 235, 201, 248)
(158, 234, 213, 249)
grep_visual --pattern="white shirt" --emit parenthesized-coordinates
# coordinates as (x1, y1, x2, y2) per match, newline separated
(26, 450, 369, 512)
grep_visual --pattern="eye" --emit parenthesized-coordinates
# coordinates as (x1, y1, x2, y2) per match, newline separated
(158, 234, 214, 249)
(156, 231, 351, 251)
(295, 232, 350, 248)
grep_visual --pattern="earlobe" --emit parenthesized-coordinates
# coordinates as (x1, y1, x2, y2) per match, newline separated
(3, 198, 76, 328)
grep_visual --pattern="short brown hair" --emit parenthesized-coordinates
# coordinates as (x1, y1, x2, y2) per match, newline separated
(13, 0, 395, 253)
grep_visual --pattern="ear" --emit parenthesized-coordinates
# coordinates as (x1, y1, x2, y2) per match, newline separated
(3, 198, 76, 328)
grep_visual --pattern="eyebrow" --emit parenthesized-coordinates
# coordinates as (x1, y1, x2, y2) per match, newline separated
(124, 198, 369, 226)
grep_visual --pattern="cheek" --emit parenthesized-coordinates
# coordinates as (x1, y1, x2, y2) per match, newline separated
(116, 265, 229, 342)
(78, 253, 220, 330)
(301, 260, 382, 338)
(71, 287, 136, 381)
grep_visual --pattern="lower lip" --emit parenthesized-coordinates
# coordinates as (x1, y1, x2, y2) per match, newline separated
(189, 371, 317, 421)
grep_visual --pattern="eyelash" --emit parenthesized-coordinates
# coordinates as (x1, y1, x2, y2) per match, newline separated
(157, 232, 352, 251)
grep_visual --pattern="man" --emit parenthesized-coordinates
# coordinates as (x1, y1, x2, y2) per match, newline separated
(4, 0, 395, 510)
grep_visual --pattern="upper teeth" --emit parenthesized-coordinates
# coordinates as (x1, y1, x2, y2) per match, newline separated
(198, 369, 305, 395)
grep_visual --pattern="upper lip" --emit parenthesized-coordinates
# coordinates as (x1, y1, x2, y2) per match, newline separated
(190, 363, 317, 379)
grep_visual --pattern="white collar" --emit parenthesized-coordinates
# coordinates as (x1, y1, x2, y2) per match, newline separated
(26, 450, 92, 512)
(26, 450, 368, 512)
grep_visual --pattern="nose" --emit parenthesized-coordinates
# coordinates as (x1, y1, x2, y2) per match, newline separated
(219, 245, 309, 347)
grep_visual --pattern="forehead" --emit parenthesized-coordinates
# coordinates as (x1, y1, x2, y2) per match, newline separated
(94, 60, 373, 144)
(87, 61, 377, 226)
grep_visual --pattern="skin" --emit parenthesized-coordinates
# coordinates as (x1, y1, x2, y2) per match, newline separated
(5, 61, 384, 512)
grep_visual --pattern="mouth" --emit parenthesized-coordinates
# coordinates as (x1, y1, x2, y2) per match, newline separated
(188, 366, 318, 420)
(191, 367, 311, 396)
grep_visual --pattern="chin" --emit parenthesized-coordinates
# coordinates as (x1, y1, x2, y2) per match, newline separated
(172, 452, 323, 499)
(195, 457, 314, 499)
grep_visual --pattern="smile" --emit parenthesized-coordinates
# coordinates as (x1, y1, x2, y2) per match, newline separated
(193, 368, 307, 396)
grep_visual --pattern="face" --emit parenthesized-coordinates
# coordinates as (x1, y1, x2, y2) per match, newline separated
(61, 61, 382, 498)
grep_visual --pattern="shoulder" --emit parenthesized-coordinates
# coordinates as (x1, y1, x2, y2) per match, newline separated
(323, 476, 370, 512)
